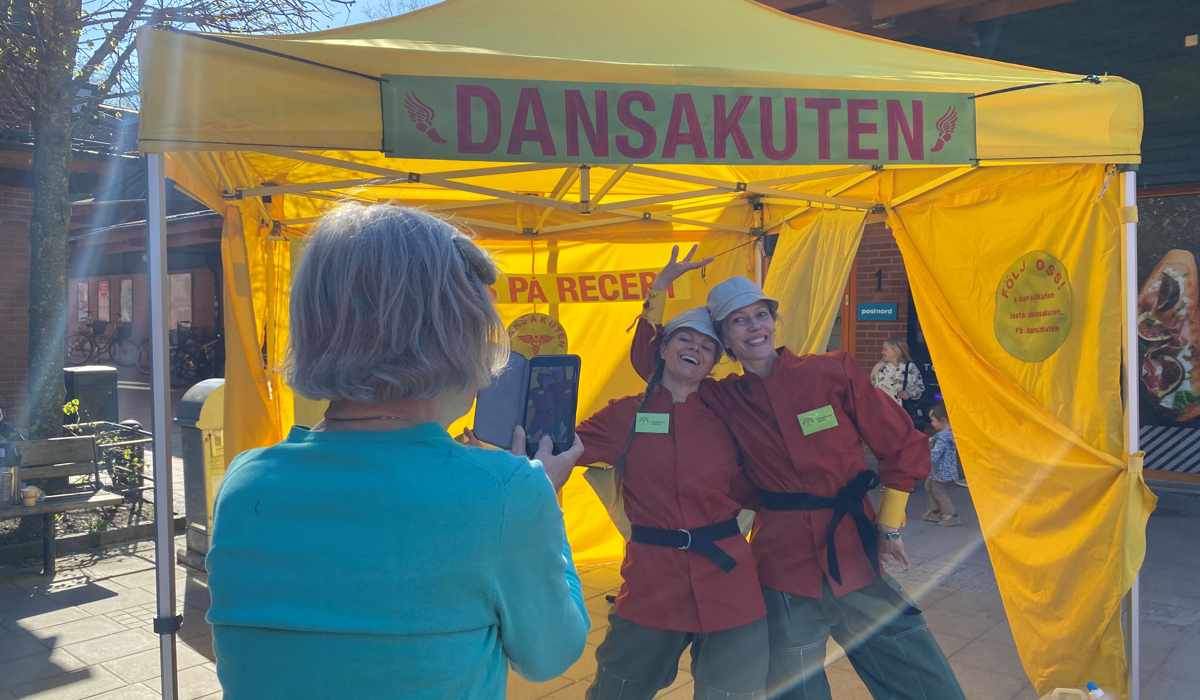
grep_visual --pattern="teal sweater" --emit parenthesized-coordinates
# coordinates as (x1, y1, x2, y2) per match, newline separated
(206, 423, 590, 699)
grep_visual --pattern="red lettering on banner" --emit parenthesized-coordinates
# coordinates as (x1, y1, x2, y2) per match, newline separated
(598, 274, 620, 301)
(616, 91, 658, 159)
(662, 94, 708, 159)
(804, 98, 841, 161)
(578, 275, 600, 302)
(886, 100, 924, 161)
(714, 95, 754, 159)
(457, 85, 502, 155)
(847, 99, 879, 160)
(528, 279, 548, 304)
(487, 286, 498, 300)
(557, 277, 580, 302)
(565, 90, 610, 158)
(619, 272, 639, 300)
(639, 272, 656, 299)
(508, 276, 529, 300)
(760, 97, 798, 161)
(507, 88, 557, 156)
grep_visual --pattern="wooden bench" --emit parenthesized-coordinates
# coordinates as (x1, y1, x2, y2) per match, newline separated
(0, 435, 123, 573)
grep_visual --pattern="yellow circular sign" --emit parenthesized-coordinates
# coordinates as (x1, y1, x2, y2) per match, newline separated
(994, 251, 1073, 362)
(507, 313, 568, 359)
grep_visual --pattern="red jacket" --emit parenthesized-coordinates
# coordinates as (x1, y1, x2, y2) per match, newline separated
(577, 387, 765, 632)
(631, 319, 930, 598)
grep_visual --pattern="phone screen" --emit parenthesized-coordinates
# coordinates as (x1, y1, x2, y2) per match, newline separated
(524, 361, 578, 457)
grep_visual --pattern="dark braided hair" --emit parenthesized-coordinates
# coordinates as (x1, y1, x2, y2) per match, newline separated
(612, 355, 666, 502)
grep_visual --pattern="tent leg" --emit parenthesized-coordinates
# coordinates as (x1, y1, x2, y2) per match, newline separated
(1122, 165, 1140, 700)
(147, 153, 181, 700)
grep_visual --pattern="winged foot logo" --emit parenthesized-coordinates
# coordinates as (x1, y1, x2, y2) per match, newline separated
(404, 93, 448, 144)
(930, 106, 958, 153)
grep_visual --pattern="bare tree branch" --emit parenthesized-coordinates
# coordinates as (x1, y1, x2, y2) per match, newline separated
(73, 0, 146, 88)
(0, 61, 36, 116)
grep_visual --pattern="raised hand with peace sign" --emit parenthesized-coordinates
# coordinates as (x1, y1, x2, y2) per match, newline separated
(650, 244, 715, 292)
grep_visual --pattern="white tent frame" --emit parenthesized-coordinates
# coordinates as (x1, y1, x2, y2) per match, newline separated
(143, 151, 1143, 700)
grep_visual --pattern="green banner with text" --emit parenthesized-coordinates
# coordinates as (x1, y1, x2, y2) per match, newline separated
(381, 76, 976, 166)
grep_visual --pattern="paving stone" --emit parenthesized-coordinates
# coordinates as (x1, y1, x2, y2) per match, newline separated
(930, 629, 972, 658)
(101, 645, 209, 684)
(947, 659, 1029, 700)
(583, 592, 613, 616)
(537, 680, 590, 700)
(85, 685, 160, 700)
(44, 582, 123, 608)
(578, 567, 623, 591)
(176, 606, 211, 641)
(506, 672, 573, 700)
(1, 602, 89, 635)
(176, 665, 222, 700)
(0, 629, 47, 664)
(62, 629, 159, 665)
(29, 616, 127, 651)
(1010, 685, 1039, 700)
(8, 666, 125, 700)
(180, 634, 214, 663)
(108, 571, 159, 590)
(0, 585, 24, 601)
(934, 589, 1010, 625)
(559, 643, 598, 681)
(0, 648, 87, 691)
(920, 605, 997, 643)
(61, 587, 155, 617)
(79, 556, 156, 580)
(949, 632, 1028, 681)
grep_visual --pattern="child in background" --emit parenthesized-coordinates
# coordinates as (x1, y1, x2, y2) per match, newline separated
(923, 403, 961, 527)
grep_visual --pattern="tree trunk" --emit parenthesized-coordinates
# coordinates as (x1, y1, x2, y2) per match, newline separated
(26, 0, 81, 440)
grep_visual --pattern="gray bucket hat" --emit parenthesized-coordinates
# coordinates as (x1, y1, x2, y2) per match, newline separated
(706, 276, 779, 322)
(663, 307, 722, 349)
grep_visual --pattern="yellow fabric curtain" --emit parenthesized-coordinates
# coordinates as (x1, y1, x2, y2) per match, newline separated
(764, 209, 866, 355)
(886, 164, 1156, 696)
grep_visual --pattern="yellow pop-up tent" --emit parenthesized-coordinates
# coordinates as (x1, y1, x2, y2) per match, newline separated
(135, 0, 1154, 697)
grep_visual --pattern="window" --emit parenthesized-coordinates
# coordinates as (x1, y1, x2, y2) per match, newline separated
(119, 279, 133, 323)
(77, 282, 89, 322)
(97, 281, 110, 322)
(169, 273, 193, 329)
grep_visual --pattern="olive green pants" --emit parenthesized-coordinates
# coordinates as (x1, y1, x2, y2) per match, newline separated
(763, 577, 965, 700)
(585, 610, 769, 700)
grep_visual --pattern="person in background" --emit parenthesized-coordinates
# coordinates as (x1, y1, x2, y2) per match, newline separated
(924, 403, 962, 527)
(576, 307, 768, 700)
(870, 337, 925, 406)
(206, 203, 589, 700)
(632, 248, 965, 700)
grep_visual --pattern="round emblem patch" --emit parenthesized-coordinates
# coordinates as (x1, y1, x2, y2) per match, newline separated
(507, 313, 568, 359)
(994, 251, 1073, 362)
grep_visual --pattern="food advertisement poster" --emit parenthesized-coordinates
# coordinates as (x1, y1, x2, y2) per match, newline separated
(1137, 194, 1200, 475)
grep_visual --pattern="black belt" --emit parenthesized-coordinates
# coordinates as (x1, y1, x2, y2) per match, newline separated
(630, 518, 741, 572)
(759, 470, 881, 586)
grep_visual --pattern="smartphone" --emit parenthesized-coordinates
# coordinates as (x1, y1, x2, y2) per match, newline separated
(523, 355, 581, 458)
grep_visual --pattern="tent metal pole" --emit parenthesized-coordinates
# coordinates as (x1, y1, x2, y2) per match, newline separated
(1121, 166, 1140, 700)
(147, 152, 181, 700)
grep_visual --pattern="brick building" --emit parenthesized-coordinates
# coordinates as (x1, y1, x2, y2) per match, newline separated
(0, 91, 222, 428)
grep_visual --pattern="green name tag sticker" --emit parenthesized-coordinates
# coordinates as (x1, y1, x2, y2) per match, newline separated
(798, 405, 838, 436)
(634, 413, 670, 433)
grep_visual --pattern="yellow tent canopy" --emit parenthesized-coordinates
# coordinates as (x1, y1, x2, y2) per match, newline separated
(136, 0, 1153, 697)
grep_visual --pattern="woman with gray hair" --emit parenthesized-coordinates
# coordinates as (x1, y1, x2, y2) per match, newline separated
(205, 203, 589, 699)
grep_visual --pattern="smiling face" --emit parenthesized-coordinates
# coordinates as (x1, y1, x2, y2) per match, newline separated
(720, 301, 777, 364)
(660, 328, 719, 383)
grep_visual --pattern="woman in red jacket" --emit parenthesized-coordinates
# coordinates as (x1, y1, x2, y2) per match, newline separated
(631, 248, 965, 700)
(577, 306, 768, 700)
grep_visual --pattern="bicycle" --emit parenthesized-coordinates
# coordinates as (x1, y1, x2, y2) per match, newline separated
(66, 314, 139, 367)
